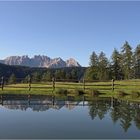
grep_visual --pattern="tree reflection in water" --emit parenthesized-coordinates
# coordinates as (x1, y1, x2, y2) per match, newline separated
(88, 98, 111, 120)
(88, 97, 140, 132)
(0, 94, 140, 132)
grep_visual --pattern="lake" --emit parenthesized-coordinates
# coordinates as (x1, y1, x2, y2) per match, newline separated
(0, 94, 140, 139)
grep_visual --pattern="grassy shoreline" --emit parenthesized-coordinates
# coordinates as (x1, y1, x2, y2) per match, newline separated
(0, 80, 140, 102)
(0, 90, 140, 103)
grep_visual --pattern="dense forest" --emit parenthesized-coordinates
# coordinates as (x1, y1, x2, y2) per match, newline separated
(0, 63, 85, 83)
(85, 41, 140, 80)
(0, 41, 140, 83)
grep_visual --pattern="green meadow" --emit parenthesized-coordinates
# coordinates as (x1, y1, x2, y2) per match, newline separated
(0, 80, 140, 102)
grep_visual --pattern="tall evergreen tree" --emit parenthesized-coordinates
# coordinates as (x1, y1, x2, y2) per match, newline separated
(85, 51, 99, 80)
(89, 51, 98, 67)
(42, 71, 52, 81)
(65, 72, 71, 79)
(98, 52, 109, 80)
(8, 73, 16, 84)
(32, 72, 41, 82)
(134, 44, 140, 78)
(71, 69, 78, 79)
(111, 48, 123, 80)
(121, 41, 133, 79)
(22, 75, 30, 83)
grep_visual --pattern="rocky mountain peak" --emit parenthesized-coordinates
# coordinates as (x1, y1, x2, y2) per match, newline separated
(0, 55, 81, 68)
(66, 58, 81, 67)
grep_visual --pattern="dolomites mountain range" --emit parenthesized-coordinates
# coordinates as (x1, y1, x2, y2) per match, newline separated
(0, 55, 81, 68)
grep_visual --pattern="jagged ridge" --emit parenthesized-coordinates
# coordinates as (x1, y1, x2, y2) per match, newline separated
(0, 55, 81, 68)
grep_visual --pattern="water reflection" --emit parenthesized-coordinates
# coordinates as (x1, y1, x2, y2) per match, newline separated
(0, 94, 140, 132)
(0, 94, 83, 111)
(89, 98, 140, 132)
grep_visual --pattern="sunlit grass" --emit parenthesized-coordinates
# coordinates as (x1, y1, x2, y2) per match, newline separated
(0, 80, 140, 101)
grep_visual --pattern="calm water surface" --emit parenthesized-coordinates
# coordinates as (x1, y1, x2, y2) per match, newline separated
(0, 94, 140, 139)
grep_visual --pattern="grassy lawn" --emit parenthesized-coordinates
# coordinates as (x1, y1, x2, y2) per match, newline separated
(0, 80, 140, 101)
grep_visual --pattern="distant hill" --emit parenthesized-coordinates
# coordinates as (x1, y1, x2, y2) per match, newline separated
(0, 55, 81, 68)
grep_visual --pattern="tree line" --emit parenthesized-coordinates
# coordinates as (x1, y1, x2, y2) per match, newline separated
(85, 41, 140, 80)
(3, 67, 85, 84)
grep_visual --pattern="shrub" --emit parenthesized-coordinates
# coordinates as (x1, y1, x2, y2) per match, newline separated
(74, 89, 85, 96)
(90, 89, 100, 96)
(55, 89, 68, 96)
(131, 91, 140, 98)
(118, 91, 127, 97)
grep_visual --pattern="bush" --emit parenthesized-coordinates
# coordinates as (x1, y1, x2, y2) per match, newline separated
(55, 89, 68, 96)
(118, 91, 127, 97)
(74, 89, 85, 96)
(131, 91, 140, 98)
(90, 89, 100, 96)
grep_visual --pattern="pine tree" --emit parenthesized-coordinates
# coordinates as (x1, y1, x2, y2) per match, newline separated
(98, 52, 109, 80)
(8, 73, 16, 84)
(32, 72, 41, 82)
(121, 41, 133, 79)
(84, 67, 98, 80)
(23, 75, 30, 83)
(71, 69, 78, 79)
(42, 71, 52, 81)
(134, 44, 140, 78)
(89, 51, 98, 67)
(111, 48, 123, 80)
(85, 51, 99, 80)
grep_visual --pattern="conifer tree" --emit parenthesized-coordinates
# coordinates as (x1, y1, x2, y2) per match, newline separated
(134, 44, 140, 78)
(8, 73, 16, 84)
(98, 51, 109, 80)
(111, 48, 123, 80)
(121, 41, 133, 79)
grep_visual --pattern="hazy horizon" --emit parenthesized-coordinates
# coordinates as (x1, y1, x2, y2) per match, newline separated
(0, 1, 140, 66)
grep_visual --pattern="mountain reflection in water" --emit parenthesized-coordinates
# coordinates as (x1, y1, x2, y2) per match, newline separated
(0, 94, 140, 133)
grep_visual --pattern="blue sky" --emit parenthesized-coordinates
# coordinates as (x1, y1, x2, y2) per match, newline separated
(0, 1, 140, 66)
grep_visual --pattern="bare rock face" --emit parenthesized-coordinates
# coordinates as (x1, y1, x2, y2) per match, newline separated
(0, 55, 81, 68)
(49, 57, 66, 68)
(66, 58, 81, 67)
(4, 55, 31, 66)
